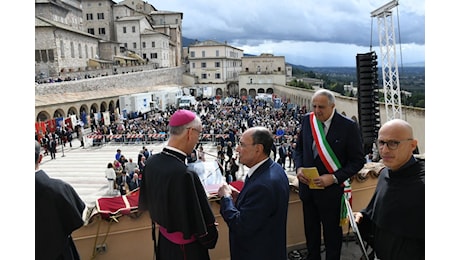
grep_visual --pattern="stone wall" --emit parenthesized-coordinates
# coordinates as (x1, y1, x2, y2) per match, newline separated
(35, 67, 185, 96)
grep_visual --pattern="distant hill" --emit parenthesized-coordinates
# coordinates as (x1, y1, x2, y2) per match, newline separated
(182, 36, 198, 47)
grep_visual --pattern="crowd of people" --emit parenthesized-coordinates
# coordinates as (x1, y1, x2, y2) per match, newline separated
(85, 95, 301, 148)
(103, 147, 149, 196)
(85, 95, 304, 186)
(36, 89, 425, 260)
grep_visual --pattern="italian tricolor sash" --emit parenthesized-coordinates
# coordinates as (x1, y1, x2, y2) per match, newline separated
(310, 113, 352, 226)
(310, 114, 341, 172)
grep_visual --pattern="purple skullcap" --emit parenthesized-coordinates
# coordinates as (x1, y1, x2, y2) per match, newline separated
(169, 109, 196, 127)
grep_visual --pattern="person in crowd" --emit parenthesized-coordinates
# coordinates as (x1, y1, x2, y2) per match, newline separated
(354, 119, 424, 260)
(116, 170, 130, 195)
(132, 168, 142, 183)
(287, 141, 294, 169)
(115, 149, 122, 161)
(226, 156, 239, 183)
(41, 134, 50, 156)
(35, 140, 87, 260)
(138, 155, 146, 174)
(138, 148, 144, 164)
(129, 173, 141, 191)
(143, 146, 151, 159)
(113, 160, 123, 177)
(49, 135, 57, 159)
(365, 152, 374, 163)
(198, 145, 206, 162)
(59, 127, 67, 147)
(218, 126, 290, 259)
(278, 142, 288, 169)
(294, 89, 365, 260)
(124, 158, 138, 177)
(216, 144, 226, 177)
(105, 162, 117, 195)
(139, 109, 218, 260)
(66, 126, 73, 148)
(118, 154, 128, 169)
(225, 141, 234, 170)
(77, 125, 84, 147)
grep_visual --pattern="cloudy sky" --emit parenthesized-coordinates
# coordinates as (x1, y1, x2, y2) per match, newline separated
(147, 0, 425, 67)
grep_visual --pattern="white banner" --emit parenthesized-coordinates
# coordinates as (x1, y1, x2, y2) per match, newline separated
(103, 111, 111, 126)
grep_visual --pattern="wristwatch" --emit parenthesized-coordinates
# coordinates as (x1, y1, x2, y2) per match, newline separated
(332, 174, 338, 184)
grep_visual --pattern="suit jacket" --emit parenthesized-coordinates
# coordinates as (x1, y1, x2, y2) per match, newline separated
(278, 146, 287, 160)
(116, 174, 131, 194)
(128, 179, 141, 191)
(116, 174, 131, 186)
(36, 170, 86, 260)
(220, 158, 290, 260)
(294, 111, 365, 199)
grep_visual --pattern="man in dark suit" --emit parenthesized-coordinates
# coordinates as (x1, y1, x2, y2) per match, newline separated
(278, 142, 288, 169)
(128, 172, 141, 191)
(116, 170, 130, 195)
(218, 126, 290, 260)
(49, 135, 57, 159)
(294, 89, 365, 260)
(35, 141, 87, 260)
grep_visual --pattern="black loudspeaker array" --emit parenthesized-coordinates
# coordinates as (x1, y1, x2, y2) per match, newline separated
(356, 51, 380, 153)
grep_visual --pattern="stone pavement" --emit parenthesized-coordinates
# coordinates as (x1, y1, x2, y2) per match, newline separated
(39, 140, 221, 207)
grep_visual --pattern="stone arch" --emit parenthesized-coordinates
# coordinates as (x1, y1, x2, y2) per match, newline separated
(215, 88, 223, 97)
(257, 88, 265, 94)
(248, 89, 257, 97)
(79, 105, 88, 116)
(240, 88, 248, 98)
(67, 106, 78, 117)
(79, 105, 89, 126)
(266, 88, 274, 94)
(53, 109, 66, 118)
(100, 101, 108, 112)
(229, 83, 240, 96)
(36, 111, 51, 122)
(90, 103, 99, 114)
(108, 100, 115, 113)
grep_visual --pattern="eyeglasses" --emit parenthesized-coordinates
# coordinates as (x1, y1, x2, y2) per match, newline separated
(377, 139, 413, 150)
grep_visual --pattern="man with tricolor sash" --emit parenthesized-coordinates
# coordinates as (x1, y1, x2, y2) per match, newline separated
(294, 89, 365, 260)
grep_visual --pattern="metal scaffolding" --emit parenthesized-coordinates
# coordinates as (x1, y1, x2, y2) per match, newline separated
(371, 0, 402, 120)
